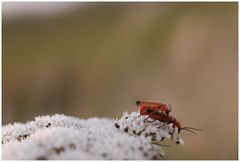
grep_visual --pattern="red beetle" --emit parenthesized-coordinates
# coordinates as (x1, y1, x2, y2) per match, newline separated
(148, 111, 201, 135)
(136, 100, 201, 135)
(136, 100, 172, 116)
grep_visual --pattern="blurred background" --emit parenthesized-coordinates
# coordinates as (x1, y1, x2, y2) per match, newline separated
(2, 2, 237, 160)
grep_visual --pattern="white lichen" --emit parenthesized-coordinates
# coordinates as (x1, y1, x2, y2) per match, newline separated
(2, 112, 184, 160)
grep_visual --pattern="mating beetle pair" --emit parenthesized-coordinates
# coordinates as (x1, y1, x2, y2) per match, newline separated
(136, 100, 201, 135)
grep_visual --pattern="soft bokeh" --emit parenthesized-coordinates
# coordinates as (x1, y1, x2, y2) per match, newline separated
(2, 2, 237, 159)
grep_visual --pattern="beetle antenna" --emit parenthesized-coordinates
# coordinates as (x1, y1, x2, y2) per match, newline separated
(181, 128, 198, 136)
(182, 127, 202, 131)
(169, 104, 172, 111)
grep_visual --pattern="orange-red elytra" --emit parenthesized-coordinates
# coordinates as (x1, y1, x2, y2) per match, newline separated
(136, 100, 172, 115)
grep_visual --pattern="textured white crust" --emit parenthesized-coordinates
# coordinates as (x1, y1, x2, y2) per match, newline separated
(2, 112, 184, 160)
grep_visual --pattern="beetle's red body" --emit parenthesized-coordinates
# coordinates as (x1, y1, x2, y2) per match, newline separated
(149, 111, 182, 132)
(136, 100, 172, 115)
(136, 100, 201, 135)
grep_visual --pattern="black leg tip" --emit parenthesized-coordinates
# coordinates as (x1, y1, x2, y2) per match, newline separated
(136, 100, 141, 106)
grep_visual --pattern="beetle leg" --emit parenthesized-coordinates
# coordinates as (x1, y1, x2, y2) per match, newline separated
(144, 116, 150, 123)
(169, 104, 172, 112)
(147, 119, 155, 123)
(162, 110, 167, 116)
(157, 123, 167, 129)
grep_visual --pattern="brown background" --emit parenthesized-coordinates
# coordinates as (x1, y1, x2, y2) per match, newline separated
(2, 2, 238, 159)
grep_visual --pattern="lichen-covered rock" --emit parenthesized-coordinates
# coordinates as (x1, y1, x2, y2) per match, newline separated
(2, 112, 183, 160)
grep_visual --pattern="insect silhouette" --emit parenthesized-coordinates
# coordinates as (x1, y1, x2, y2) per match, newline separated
(136, 100, 202, 135)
